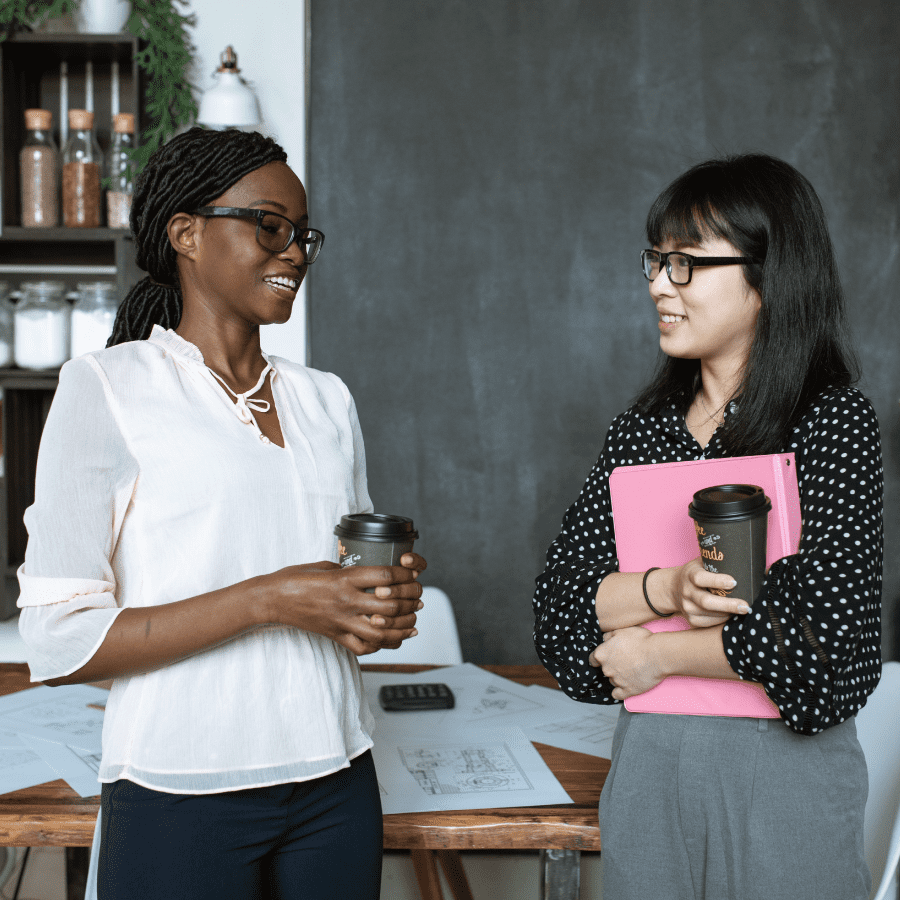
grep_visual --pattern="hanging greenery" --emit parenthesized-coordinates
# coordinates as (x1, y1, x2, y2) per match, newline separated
(0, 0, 199, 174)
(0, 0, 77, 39)
(126, 0, 198, 172)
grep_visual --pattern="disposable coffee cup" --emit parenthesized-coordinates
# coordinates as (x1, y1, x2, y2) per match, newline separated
(334, 514, 419, 582)
(687, 484, 771, 607)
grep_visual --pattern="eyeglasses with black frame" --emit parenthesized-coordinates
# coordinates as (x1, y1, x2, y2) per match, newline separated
(193, 206, 324, 264)
(640, 249, 756, 286)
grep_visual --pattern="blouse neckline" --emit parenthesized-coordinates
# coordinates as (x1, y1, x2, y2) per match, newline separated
(147, 324, 275, 371)
(148, 324, 205, 363)
(147, 324, 283, 446)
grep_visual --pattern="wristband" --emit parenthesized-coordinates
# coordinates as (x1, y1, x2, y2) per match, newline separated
(642, 567, 673, 617)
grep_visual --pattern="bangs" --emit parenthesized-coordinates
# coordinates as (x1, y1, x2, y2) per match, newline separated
(646, 174, 737, 249)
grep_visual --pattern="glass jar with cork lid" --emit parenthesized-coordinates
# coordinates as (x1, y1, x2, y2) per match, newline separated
(106, 113, 135, 229)
(19, 109, 59, 228)
(62, 109, 103, 228)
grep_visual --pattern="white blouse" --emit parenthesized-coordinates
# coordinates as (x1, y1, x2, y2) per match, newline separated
(17, 326, 376, 793)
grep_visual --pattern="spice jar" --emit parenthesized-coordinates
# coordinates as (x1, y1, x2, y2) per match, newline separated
(106, 113, 135, 229)
(71, 281, 118, 357)
(14, 281, 70, 370)
(62, 109, 103, 228)
(0, 283, 12, 367)
(20, 110, 59, 228)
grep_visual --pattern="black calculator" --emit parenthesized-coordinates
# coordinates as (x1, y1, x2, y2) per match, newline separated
(378, 683, 455, 711)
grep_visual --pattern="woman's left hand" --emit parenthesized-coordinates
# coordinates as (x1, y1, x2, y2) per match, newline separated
(369, 553, 427, 626)
(589, 627, 665, 701)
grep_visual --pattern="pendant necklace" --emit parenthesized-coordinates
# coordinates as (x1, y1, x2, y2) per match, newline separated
(698, 387, 727, 425)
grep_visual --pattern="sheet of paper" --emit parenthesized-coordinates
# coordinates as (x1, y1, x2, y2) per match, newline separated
(362, 669, 472, 731)
(370, 726, 572, 814)
(0, 729, 28, 748)
(364, 664, 556, 730)
(0, 730, 60, 795)
(520, 685, 621, 759)
(363, 665, 620, 760)
(18, 735, 102, 798)
(0, 685, 107, 753)
(435, 664, 564, 722)
(418, 666, 620, 759)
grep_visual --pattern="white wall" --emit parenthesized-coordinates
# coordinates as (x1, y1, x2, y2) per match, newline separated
(185, 0, 308, 364)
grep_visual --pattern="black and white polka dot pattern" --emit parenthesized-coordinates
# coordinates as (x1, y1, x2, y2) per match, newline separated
(532, 387, 883, 735)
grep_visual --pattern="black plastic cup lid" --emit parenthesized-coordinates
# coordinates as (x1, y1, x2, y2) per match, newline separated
(688, 484, 772, 520)
(334, 513, 419, 542)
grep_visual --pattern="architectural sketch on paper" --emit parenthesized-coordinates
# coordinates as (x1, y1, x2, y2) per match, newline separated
(399, 743, 533, 795)
(466, 685, 543, 722)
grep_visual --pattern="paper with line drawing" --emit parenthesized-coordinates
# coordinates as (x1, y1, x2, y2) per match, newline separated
(371, 726, 571, 814)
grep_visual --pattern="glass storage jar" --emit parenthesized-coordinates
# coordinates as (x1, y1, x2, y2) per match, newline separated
(14, 281, 70, 370)
(106, 113, 135, 228)
(19, 109, 59, 228)
(62, 109, 103, 228)
(71, 281, 118, 357)
(0, 283, 12, 367)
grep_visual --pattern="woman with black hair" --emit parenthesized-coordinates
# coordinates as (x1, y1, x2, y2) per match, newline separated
(17, 127, 424, 899)
(533, 154, 882, 899)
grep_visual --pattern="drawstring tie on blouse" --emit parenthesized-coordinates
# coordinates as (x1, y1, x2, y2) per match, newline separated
(207, 363, 274, 425)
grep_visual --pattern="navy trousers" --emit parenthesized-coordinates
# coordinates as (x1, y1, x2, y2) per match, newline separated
(98, 750, 383, 900)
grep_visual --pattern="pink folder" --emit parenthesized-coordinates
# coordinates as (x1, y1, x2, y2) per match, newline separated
(608, 454, 801, 717)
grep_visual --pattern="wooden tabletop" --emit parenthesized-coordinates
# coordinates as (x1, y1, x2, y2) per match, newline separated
(0, 663, 607, 850)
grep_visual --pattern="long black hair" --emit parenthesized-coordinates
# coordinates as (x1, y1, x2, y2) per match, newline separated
(107, 127, 288, 346)
(633, 153, 860, 456)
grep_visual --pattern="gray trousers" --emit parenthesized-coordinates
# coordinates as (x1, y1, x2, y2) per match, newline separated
(598, 709, 870, 900)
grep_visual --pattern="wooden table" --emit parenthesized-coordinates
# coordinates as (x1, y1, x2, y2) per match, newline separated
(375, 664, 607, 900)
(0, 663, 608, 899)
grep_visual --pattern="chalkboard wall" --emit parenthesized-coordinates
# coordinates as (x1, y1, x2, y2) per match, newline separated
(308, 0, 900, 664)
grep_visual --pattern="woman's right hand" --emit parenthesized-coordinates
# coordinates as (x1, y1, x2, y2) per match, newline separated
(666, 557, 751, 628)
(262, 562, 423, 656)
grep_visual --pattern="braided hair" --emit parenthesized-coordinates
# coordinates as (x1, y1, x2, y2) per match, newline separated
(107, 127, 288, 346)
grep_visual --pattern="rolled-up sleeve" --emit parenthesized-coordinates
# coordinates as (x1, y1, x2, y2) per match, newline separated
(533, 418, 625, 704)
(721, 390, 883, 734)
(18, 355, 138, 682)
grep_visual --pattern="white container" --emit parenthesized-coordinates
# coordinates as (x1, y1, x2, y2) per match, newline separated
(76, 0, 130, 33)
(0, 283, 12, 367)
(71, 282, 118, 357)
(14, 281, 69, 370)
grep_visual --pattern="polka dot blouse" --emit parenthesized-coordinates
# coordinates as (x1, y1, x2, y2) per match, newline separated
(532, 387, 884, 735)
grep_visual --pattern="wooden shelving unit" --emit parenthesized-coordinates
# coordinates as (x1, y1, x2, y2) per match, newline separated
(0, 32, 145, 618)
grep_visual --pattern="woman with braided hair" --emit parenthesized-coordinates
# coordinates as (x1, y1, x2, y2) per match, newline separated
(17, 127, 424, 899)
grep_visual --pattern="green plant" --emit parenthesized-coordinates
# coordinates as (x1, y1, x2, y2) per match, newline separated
(126, 0, 198, 172)
(0, 0, 77, 39)
(0, 0, 199, 174)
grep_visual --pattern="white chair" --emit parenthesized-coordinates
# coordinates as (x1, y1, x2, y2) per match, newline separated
(856, 661, 900, 900)
(0, 616, 28, 663)
(85, 811, 101, 900)
(368, 586, 470, 900)
(365, 586, 463, 665)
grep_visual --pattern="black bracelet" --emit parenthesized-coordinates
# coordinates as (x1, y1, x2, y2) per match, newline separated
(642, 567, 673, 617)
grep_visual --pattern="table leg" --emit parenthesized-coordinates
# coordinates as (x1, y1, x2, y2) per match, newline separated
(410, 849, 444, 900)
(66, 847, 89, 900)
(540, 848, 581, 900)
(436, 850, 474, 900)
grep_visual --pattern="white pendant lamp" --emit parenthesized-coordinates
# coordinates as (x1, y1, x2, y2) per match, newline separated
(198, 46, 260, 129)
